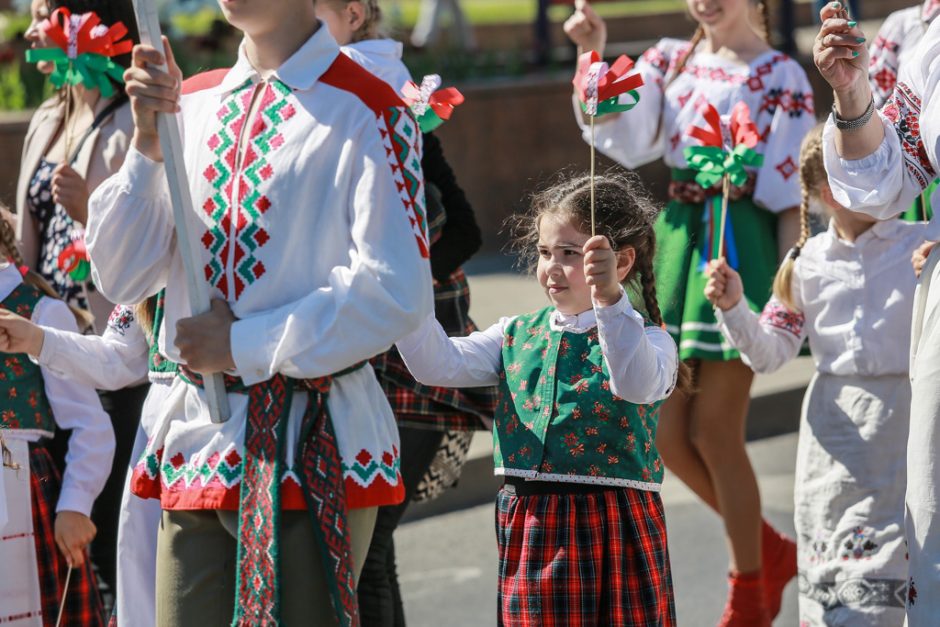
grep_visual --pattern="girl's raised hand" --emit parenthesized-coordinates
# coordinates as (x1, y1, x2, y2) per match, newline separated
(563, 0, 607, 55)
(704, 258, 743, 311)
(813, 2, 869, 97)
(0, 308, 44, 356)
(124, 36, 182, 162)
(584, 235, 629, 307)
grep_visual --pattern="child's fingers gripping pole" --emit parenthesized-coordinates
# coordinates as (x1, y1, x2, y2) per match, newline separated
(130, 0, 229, 423)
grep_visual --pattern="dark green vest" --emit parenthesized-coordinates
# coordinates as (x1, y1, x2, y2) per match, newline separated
(0, 283, 55, 434)
(494, 307, 664, 488)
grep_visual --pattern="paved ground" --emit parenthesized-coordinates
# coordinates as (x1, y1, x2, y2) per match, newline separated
(395, 433, 800, 626)
(384, 270, 808, 626)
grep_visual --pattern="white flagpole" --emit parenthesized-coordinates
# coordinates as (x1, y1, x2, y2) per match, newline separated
(130, 0, 230, 423)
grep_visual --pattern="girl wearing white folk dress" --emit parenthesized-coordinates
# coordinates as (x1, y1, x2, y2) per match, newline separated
(706, 125, 922, 626)
(0, 212, 113, 626)
(565, 0, 815, 622)
(815, 2, 940, 622)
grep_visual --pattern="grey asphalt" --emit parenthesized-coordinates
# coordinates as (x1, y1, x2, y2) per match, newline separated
(385, 271, 808, 626)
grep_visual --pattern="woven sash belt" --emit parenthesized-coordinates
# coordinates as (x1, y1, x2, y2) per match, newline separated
(180, 363, 365, 627)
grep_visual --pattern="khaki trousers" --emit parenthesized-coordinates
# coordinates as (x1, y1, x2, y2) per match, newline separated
(155, 507, 377, 626)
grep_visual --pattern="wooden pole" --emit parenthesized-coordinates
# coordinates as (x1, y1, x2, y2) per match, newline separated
(130, 0, 230, 423)
(54, 565, 72, 627)
(590, 115, 596, 237)
(718, 174, 730, 259)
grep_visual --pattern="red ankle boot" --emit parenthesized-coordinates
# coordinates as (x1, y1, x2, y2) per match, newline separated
(761, 520, 797, 619)
(718, 570, 771, 627)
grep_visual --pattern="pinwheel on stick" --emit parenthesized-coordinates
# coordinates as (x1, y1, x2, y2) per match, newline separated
(401, 74, 465, 133)
(57, 236, 91, 283)
(25, 8, 131, 98)
(25, 7, 132, 161)
(683, 101, 763, 268)
(573, 50, 644, 235)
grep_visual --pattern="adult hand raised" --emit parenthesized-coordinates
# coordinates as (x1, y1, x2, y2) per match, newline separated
(563, 0, 607, 56)
(813, 1, 870, 114)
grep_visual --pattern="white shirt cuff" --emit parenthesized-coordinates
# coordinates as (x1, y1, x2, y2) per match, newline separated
(231, 313, 275, 385)
(120, 145, 168, 199)
(715, 297, 752, 328)
(55, 485, 96, 517)
(593, 287, 641, 323)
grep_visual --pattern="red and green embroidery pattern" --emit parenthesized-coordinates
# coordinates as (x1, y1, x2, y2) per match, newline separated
(202, 82, 249, 295)
(202, 80, 295, 300)
(380, 107, 430, 259)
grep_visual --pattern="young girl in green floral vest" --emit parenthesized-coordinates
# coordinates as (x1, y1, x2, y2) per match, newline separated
(0, 211, 114, 626)
(397, 172, 689, 625)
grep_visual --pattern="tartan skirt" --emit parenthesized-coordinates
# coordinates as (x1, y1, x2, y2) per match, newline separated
(495, 486, 676, 626)
(371, 346, 496, 431)
(30, 445, 105, 626)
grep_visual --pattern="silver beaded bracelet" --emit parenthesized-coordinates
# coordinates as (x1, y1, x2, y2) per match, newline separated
(831, 97, 875, 131)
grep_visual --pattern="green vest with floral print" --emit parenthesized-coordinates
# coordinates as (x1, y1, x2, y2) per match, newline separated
(494, 307, 664, 489)
(0, 283, 54, 434)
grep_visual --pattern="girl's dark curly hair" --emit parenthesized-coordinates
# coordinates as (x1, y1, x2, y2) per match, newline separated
(507, 169, 693, 396)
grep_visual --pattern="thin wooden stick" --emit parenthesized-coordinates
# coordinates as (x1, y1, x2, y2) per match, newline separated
(131, 0, 230, 423)
(63, 89, 72, 163)
(55, 565, 72, 627)
(590, 115, 596, 237)
(718, 174, 730, 259)
(922, 191, 929, 222)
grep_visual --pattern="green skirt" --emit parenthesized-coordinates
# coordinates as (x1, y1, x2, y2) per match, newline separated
(654, 186, 778, 362)
(900, 179, 937, 223)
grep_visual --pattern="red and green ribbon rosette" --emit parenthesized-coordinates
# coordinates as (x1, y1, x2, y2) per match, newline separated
(573, 50, 644, 117)
(25, 8, 132, 98)
(683, 101, 764, 269)
(683, 101, 764, 188)
(402, 75, 465, 133)
(57, 237, 91, 282)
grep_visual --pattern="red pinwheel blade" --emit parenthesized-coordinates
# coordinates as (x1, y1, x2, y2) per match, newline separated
(429, 87, 464, 120)
(729, 102, 760, 149)
(573, 49, 602, 104)
(687, 102, 723, 148)
(596, 54, 644, 101)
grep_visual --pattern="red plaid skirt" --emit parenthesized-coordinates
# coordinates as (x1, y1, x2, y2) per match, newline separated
(30, 445, 105, 626)
(372, 346, 496, 431)
(496, 486, 676, 626)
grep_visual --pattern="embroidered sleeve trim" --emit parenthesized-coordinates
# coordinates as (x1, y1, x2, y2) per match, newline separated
(882, 81, 938, 189)
(106, 305, 135, 336)
(758, 299, 805, 338)
(378, 107, 430, 258)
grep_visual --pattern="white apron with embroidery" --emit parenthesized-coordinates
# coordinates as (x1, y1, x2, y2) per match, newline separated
(795, 374, 909, 626)
(0, 437, 43, 627)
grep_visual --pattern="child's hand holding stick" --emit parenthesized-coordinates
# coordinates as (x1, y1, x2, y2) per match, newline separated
(704, 258, 744, 311)
(584, 235, 632, 307)
(54, 510, 96, 568)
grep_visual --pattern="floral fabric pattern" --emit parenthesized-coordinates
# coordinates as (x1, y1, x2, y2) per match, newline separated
(493, 307, 663, 490)
(26, 157, 91, 311)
